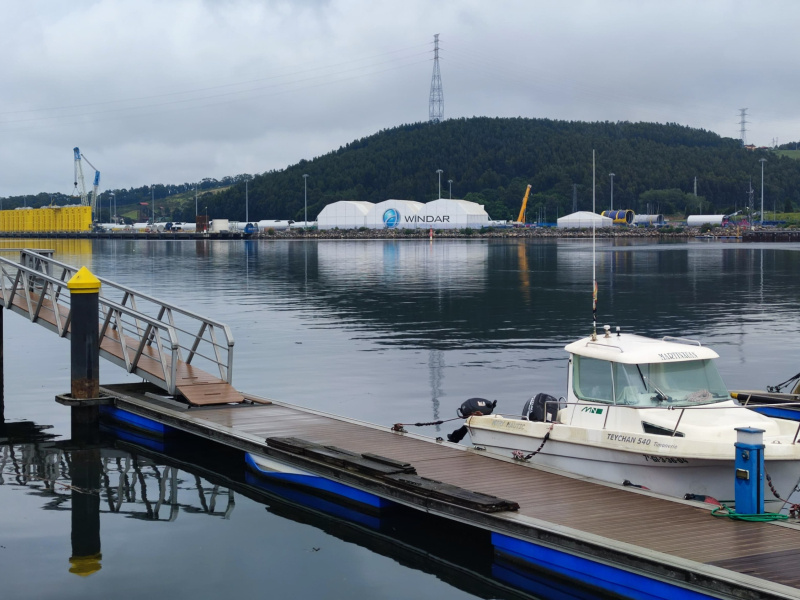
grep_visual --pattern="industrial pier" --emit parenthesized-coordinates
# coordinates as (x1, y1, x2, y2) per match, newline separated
(3, 250, 800, 600)
(0, 230, 255, 240)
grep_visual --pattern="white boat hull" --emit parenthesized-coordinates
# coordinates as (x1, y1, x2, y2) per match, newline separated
(468, 426, 800, 508)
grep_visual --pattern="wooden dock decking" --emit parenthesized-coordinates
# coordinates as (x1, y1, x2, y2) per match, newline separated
(104, 383, 800, 600)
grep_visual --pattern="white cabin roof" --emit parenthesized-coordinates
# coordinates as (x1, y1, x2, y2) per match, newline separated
(564, 333, 719, 364)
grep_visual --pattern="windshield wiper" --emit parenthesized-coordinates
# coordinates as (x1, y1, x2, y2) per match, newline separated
(636, 366, 671, 402)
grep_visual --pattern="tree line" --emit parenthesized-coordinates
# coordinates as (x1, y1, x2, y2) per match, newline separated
(185, 117, 800, 222)
(6, 118, 800, 221)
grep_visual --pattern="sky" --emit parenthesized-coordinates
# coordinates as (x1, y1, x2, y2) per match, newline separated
(1, 0, 798, 197)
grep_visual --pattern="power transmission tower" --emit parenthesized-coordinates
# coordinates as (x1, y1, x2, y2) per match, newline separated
(738, 108, 749, 145)
(429, 34, 444, 123)
(572, 184, 577, 212)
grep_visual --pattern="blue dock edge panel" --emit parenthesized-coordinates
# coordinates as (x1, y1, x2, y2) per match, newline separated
(492, 533, 716, 600)
(100, 405, 174, 436)
(245, 453, 393, 509)
(752, 406, 800, 421)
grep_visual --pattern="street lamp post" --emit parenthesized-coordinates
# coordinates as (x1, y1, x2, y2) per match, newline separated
(110, 192, 116, 223)
(151, 185, 155, 223)
(303, 174, 309, 228)
(759, 158, 767, 226)
(245, 180, 249, 223)
(195, 183, 198, 221)
(436, 169, 443, 199)
(448, 179, 453, 199)
(609, 173, 615, 211)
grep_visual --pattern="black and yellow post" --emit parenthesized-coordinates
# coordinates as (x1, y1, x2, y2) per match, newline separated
(63, 266, 103, 576)
(66, 266, 102, 437)
(69, 445, 102, 577)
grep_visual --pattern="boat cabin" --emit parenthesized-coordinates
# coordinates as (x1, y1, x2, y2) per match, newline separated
(563, 333, 729, 428)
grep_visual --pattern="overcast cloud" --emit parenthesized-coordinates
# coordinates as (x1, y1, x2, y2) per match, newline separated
(1, 0, 798, 197)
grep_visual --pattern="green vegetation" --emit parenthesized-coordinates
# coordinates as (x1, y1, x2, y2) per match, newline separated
(774, 150, 800, 160)
(195, 118, 800, 222)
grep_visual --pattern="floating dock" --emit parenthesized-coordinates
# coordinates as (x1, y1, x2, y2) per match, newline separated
(99, 382, 800, 600)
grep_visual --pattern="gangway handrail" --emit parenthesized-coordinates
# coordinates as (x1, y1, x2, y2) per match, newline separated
(17, 250, 234, 384)
(0, 253, 213, 395)
(20, 251, 233, 335)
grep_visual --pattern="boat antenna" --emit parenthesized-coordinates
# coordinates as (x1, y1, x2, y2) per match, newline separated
(592, 150, 597, 342)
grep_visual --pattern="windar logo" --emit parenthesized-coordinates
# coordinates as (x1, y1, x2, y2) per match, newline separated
(404, 215, 451, 223)
(382, 209, 399, 228)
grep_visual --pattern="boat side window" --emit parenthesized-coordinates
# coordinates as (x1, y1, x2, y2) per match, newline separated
(573, 356, 614, 404)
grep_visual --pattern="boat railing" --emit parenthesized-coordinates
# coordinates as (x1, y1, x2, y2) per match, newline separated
(662, 336, 702, 346)
(585, 341, 624, 353)
(536, 399, 800, 442)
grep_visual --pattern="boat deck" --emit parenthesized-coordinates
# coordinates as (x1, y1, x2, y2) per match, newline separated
(105, 383, 800, 599)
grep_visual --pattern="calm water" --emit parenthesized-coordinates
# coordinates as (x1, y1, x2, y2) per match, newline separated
(2, 238, 800, 599)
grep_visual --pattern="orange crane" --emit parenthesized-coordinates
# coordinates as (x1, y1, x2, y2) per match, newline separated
(515, 184, 532, 225)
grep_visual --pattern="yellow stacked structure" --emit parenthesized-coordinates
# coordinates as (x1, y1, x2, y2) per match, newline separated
(0, 206, 92, 232)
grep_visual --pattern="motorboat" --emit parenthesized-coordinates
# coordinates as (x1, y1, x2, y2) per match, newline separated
(465, 329, 800, 507)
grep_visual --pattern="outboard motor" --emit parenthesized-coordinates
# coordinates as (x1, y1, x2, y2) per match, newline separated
(447, 398, 497, 444)
(522, 393, 560, 423)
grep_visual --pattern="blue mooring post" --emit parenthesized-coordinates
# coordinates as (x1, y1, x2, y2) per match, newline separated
(734, 427, 765, 514)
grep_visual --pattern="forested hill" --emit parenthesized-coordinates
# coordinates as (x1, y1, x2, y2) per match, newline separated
(190, 117, 800, 222)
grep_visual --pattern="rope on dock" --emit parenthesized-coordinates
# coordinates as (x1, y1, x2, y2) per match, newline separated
(766, 472, 800, 518)
(511, 431, 551, 461)
(392, 416, 462, 432)
(710, 505, 788, 522)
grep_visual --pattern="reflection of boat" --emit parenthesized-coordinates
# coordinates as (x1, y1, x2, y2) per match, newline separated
(466, 332, 800, 505)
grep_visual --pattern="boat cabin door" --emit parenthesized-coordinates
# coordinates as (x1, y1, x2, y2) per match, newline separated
(568, 354, 614, 427)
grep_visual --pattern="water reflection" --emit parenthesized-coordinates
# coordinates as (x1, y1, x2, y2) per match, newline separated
(6, 237, 800, 449)
(2, 419, 629, 599)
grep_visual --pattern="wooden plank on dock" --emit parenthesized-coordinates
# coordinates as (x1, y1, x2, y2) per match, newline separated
(383, 473, 520, 513)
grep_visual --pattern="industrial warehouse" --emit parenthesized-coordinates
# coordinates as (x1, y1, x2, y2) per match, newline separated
(317, 198, 491, 230)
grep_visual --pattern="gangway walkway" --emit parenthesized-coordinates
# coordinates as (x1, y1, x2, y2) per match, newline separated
(0, 250, 242, 406)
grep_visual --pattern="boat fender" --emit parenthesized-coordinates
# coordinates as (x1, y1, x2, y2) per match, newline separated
(448, 398, 497, 444)
(522, 393, 559, 423)
(457, 398, 496, 419)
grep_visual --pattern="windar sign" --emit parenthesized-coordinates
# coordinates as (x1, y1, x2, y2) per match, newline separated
(365, 199, 489, 230)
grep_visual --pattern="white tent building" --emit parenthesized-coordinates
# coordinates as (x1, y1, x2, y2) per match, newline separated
(315, 198, 492, 230)
(557, 211, 614, 229)
(317, 201, 375, 230)
(414, 199, 490, 230)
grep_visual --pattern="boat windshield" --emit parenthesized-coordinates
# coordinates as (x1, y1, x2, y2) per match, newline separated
(613, 360, 729, 407)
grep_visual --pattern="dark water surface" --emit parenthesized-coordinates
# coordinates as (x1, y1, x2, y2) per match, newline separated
(2, 238, 800, 599)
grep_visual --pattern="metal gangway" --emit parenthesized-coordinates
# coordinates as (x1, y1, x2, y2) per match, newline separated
(0, 250, 241, 405)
